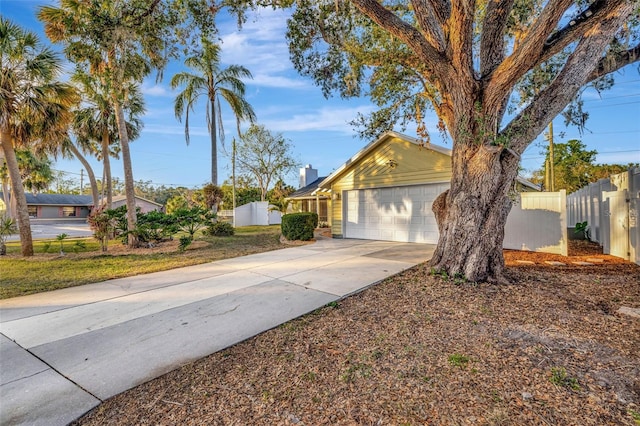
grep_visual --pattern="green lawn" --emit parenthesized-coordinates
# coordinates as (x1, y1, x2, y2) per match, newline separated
(0, 225, 283, 299)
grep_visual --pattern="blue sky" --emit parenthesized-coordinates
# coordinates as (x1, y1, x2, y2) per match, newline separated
(3, 1, 639, 190)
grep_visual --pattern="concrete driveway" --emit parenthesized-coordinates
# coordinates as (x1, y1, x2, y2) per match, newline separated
(7, 219, 92, 241)
(0, 238, 434, 426)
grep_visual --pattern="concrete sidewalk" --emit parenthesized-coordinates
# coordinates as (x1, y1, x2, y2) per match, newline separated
(0, 238, 434, 426)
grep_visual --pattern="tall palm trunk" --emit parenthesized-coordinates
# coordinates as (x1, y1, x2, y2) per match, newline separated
(101, 128, 113, 209)
(112, 97, 138, 247)
(68, 142, 99, 209)
(210, 98, 217, 185)
(0, 131, 33, 256)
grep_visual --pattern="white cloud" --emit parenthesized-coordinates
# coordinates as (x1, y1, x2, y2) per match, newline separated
(262, 105, 377, 134)
(249, 73, 309, 89)
(142, 123, 209, 137)
(141, 83, 173, 97)
(218, 8, 309, 90)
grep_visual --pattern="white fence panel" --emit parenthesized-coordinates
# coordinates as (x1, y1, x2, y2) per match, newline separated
(567, 167, 639, 264)
(504, 190, 567, 255)
(630, 168, 640, 265)
(268, 209, 282, 225)
(233, 202, 269, 227)
(220, 204, 282, 226)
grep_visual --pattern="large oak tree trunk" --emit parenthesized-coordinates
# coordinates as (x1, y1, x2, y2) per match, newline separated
(0, 131, 33, 256)
(429, 116, 521, 283)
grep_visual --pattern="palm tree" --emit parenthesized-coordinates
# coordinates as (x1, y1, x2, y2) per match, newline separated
(0, 150, 54, 217)
(0, 18, 77, 256)
(70, 70, 144, 210)
(171, 39, 256, 185)
(39, 0, 162, 247)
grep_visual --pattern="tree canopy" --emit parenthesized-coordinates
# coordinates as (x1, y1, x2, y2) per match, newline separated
(236, 124, 299, 202)
(531, 139, 638, 193)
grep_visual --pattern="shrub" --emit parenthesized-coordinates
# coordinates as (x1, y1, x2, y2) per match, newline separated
(206, 221, 235, 237)
(172, 207, 216, 237)
(281, 212, 318, 241)
(178, 235, 193, 252)
(574, 221, 590, 241)
(137, 210, 178, 242)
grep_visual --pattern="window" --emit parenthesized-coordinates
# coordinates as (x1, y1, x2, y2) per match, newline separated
(62, 206, 76, 217)
(28, 206, 37, 218)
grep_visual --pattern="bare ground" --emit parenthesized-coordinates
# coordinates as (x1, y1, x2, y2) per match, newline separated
(76, 240, 640, 425)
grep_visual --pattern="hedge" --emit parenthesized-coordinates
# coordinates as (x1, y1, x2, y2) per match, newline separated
(281, 212, 318, 241)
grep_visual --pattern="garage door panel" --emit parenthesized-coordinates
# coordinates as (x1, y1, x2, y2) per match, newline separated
(344, 184, 448, 243)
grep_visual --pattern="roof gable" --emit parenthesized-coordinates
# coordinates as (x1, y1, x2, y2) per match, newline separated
(317, 131, 538, 192)
(107, 195, 163, 207)
(318, 132, 452, 190)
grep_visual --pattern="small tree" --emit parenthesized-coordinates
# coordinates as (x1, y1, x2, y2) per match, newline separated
(166, 195, 190, 215)
(87, 207, 116, 252)
(0, 215, 17, 255)
(202, 183, 224, 212)
(236, 125, 299, 201)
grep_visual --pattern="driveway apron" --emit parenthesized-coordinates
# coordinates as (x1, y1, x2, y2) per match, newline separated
(0, 238, 434, 426)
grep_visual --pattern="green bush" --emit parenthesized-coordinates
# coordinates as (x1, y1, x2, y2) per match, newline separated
(206, 221, 235, 236)
(281, 212, 318, 241)
(178, 235, 193, 252)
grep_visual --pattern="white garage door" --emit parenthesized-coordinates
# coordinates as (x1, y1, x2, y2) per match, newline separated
(343, 183, 449, 243)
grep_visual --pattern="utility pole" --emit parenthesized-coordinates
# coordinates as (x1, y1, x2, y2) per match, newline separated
(80, 169, 84, 193)
(548, 121, 555, 192)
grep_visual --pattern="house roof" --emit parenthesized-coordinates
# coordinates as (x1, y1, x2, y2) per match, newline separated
(0, 193, 94, 206)
(316, 131, 539, 192)
(107, 195, 163, 207)
(0, 192, 166, 207)
(287, 177, 328, 199)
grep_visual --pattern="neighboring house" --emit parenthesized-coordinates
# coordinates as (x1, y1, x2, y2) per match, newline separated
(0, 193, 94, 219)
(0, 193, 163, 219)
(315, 131, 540, 243)
(106, 195, 163, 214)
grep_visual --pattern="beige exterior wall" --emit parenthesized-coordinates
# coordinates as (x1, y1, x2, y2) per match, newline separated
(331, 137, 451, 192)
(330, 198, 342, 236)
(329, 136, 452, 236)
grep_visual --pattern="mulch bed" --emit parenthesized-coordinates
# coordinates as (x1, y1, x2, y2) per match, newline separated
(76, 240, 640, 425)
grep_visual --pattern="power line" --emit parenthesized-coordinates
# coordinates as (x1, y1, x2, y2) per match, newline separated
(586, 100, 640, 109)
(522, 149, 640, 160)
(581, 93, 640, 103)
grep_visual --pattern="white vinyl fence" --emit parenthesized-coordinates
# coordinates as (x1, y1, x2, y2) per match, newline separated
(218, 202, 282, 227)
(504, 190, 568, 255)
(567, 167, 640, 265)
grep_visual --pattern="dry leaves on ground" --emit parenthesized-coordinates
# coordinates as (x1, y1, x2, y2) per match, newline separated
(76, 241, 640, 426)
